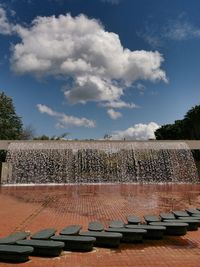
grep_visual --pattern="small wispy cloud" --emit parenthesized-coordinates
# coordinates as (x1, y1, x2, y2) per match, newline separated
(37, 104, 96, 128)
(101, 100, 138, 109)
(107, 109, 122, 120)
(139, 14, 200, 48)
(0, 5, 13, 35)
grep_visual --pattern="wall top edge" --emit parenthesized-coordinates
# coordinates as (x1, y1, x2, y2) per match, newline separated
(0, 140, 200, 150)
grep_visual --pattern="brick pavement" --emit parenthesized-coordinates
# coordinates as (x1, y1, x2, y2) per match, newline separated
(0, 183, 200, 267)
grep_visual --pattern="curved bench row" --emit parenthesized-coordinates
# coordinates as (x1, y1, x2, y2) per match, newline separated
(1, 207, 200, 263)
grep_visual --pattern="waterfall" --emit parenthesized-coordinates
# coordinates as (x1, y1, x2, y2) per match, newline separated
(5, 141, 199, 184)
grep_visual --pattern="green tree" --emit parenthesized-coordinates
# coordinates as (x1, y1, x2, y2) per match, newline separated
(155, 104, 200, 140)
(0, 92, 23, 140)
(184, 105, 200, 139)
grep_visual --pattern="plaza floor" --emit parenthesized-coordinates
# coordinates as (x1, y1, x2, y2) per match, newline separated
(0, 183, 200, 267)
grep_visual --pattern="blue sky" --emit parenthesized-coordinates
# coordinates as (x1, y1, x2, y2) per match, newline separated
(0, 0, 200, 140)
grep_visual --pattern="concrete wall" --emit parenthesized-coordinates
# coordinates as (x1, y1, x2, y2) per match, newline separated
(1, 140, 200, 150)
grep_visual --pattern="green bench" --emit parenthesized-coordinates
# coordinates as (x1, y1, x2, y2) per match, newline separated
(31, 228, 56, 240)
(144, 215, 161, 224)
(150, 222, 188, 236)
(0, 232, 30, 245)
(186, 208, 200, 216)
(80, 231, 122, 248)
(160, 212, 176, 221)
(88, 221, 104, 231)
(106, 228, 146, 243)
(16, 239, 64, 257)
(127, 215, 141, 224)
(172, 210, 190, 218)
(51, 235, 96, 252)
(109, 220, 124, 228)
(60, 225, 82, 235)
(126, 225, 166, 239)
(164, 218, 199, 231)
(0, 245, 33, 263)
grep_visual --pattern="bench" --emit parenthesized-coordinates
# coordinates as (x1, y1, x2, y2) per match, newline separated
(164, 218, 199, 231)
(88, 221, 104, 231)
(150, 222, 188, 236)
(60, 225, 82, 235)
(0, 245, 33, 263)
(186, 208, 200, 216)
(160, 212, 176, 221)
(106, 228, 146, 243)
(127, 215, 141, 224)
(31, 228, 56, 240)
(109, 220, 124, 228)
(80, 231, 122, 248)
(0, 232, 30, 245)
(51, 235, 95, 252)
(172, 210, 190, 218)
(16, 239, 64, 257)
(144, 215, 161, 224)
(126, 225, 166, 239)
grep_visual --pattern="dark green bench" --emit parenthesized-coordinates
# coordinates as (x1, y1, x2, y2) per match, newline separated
(51, 235, 95, 252)
(31, 228, 56, 240)
(88, 221, 104, 231)
(144, 215, 161, 224)
(126, 225, 166, 239)
(127, 215, 141, 224)
(0, 232, 30, 245)
(172, 210, 190, 218)
(109, 220, 124, 228)
(160, 212, 176, 221)
(106, 228, 146, 243)
(186, 208, 200, 216)
(0, 244, 33, 263)
(16, 239, 64, 257)
(80, 231, 122, 248)
(164, 218, 199, 231)
(60, 225, 82, 235)
(150, 222, 188, 236)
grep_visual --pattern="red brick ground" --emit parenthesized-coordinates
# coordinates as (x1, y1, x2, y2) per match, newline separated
(1, 183, 200, 267)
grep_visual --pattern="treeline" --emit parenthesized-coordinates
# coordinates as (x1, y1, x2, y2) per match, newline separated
(155, 105, 200, 140)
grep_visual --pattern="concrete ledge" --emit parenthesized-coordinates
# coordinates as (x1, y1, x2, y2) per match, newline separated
(0, 140, 200, 150)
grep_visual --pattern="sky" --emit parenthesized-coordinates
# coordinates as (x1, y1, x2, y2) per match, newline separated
(0, 0, 200, 140)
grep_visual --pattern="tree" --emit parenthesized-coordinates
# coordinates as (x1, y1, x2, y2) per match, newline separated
(155, 104, 200, 140)
(184, 105, 200, 139)
(0, 92, 23, 140)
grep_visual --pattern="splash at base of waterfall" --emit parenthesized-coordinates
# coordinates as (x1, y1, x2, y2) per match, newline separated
(5, 141, 199, 184)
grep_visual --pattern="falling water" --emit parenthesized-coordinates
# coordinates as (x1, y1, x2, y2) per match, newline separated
(5, 141, 199, 184)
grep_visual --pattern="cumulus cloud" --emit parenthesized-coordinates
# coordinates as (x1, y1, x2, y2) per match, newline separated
(10, 13, 167, 109)
(107, 108, 122, 120)
(111, 122, 160, 140)
(37, 104, 95, 128)
(0, 6, 13, 35)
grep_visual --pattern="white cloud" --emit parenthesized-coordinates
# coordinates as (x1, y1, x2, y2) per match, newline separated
(139, 15, 200, 48)
(0, 6, 13, 35)
(101, 100, 138, 109)
(37, 104, 95, 128)
(10, 13, 167, 109)
(111, 122, 160, 140)
(107, 108, 122, 120)
(163, 20, 200, 41)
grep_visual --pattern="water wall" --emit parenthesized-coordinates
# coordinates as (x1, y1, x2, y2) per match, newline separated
(5, 141, 199, 184)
